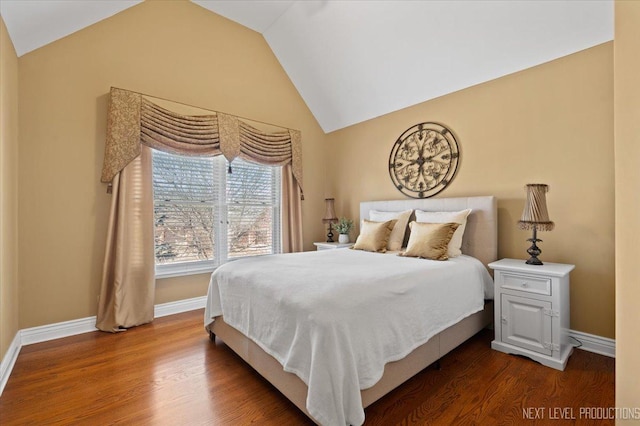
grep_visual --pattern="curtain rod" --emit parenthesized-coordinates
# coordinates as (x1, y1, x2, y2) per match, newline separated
(110, 86, 297, 132)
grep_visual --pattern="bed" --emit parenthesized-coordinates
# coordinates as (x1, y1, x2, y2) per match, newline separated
(204, 196, 497, 425)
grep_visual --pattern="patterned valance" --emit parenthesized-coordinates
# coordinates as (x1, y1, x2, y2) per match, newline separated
(101, 87, 303, 191)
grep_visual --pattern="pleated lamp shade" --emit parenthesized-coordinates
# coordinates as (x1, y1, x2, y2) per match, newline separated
(322, 198, 338, 224)
(518, 184, 555, 231)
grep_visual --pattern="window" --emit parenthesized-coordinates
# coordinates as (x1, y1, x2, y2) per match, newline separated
(152, 150, 281, 278)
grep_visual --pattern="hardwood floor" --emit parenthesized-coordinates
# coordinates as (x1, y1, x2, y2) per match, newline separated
(0, 309, 614, 425)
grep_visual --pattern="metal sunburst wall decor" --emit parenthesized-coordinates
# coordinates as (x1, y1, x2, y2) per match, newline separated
(388, 122, 460, 199)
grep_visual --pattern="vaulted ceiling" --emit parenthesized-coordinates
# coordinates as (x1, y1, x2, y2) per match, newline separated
(0, 0, 614, 132)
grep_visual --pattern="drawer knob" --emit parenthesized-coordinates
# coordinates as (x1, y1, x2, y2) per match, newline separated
(501, 316, 507, 324)
(521, 282, 529, 288)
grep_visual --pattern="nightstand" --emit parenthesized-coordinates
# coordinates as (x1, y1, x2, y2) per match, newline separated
(313, 242, 353, 251)
(488, 258, 575, 371)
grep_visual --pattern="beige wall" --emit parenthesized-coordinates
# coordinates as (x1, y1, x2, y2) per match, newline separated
(17, 1, 327, 328)
(326, 43, 615, 339)
(614, 0, 640, 411)
(0, 18, 20, 359)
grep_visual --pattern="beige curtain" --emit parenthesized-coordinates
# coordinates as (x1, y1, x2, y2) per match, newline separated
(97, 87, 304, 331)
(97, 146, 154, 332)
(101, 88, 303, 191)
(140, 98, 221, 156)
(282, 164, 303, 253)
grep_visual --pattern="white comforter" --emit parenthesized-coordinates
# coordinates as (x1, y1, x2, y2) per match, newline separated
(204, 249, 493, 426)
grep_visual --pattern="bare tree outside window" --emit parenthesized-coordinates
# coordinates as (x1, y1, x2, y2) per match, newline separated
(226, 159, 280, 258)
(153, 151, 215, 264)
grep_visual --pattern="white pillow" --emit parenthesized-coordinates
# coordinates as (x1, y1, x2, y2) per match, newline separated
(414, 209, 472, 257)
(369, 209, 412, 251)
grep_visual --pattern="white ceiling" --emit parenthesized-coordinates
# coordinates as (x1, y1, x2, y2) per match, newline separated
(0, 0, 143, 57)
(1, 0, 614, 133)
(192, 0, 294, 33)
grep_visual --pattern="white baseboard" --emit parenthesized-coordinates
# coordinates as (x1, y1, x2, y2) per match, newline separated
(0, 332, 22, 395)
(569, 329, 615, 358)
(154, 296, 206, 318)
(0, 296, 207, 397)
(21, 316, 99, 346)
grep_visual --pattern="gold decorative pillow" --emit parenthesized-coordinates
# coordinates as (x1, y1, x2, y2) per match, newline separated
(399, 222, 460, 260)
(414, 209, 472, 257)
(352, 219, 397, 253)
(369, 209, 413, 251)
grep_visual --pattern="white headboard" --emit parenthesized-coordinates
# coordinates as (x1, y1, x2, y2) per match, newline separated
(360, 196, 497, 267)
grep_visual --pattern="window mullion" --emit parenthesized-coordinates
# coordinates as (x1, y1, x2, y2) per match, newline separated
(215, 157, 228, 265)
(273, 166, 282, 254)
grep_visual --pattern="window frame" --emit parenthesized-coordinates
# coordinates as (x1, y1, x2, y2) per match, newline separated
(153, 152, 282, 279)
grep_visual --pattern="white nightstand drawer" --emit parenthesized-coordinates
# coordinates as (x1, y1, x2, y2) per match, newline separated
(501, 273, 551, 296)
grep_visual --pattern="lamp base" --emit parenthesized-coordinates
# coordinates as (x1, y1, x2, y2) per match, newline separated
(326, 224, 335, 243)
(525, 227, 544, 265)
(525, 255, 543, 266)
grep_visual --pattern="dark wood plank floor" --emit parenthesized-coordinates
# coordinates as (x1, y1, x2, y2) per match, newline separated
(0, 309, 614, 425)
